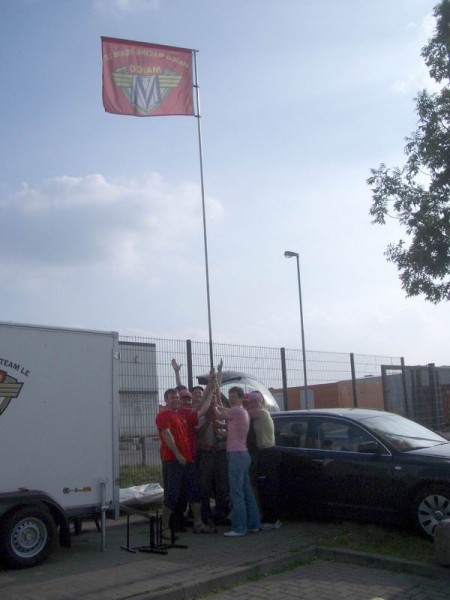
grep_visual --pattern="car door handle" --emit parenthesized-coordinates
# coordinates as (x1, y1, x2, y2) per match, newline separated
(312, 458, 324, 466)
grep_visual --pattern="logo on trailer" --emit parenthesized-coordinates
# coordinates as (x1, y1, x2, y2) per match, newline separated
(0, 370, 24, 416)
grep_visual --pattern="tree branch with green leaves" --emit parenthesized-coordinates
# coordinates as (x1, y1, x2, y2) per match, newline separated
(368, 0, 450, 302)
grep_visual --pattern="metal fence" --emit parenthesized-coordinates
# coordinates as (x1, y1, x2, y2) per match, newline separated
(117, 336, 403, 485)
(382, 363, 449, 432)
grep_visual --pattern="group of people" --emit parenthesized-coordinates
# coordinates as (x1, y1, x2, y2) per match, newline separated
(154, 359, 282, 539)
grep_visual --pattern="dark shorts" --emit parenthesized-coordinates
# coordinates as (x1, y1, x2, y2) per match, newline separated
(162, 460, 201, 510)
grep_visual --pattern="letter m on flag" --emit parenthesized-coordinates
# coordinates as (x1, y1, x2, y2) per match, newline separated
(131, 75, 162, 113)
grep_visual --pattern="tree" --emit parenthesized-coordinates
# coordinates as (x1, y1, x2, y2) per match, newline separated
(368, 0, 450, 302)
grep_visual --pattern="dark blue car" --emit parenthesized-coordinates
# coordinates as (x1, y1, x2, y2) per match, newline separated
(272, 408, 450, 538)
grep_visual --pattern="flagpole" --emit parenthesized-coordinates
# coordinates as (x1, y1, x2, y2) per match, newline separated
(193, 51, 214, 371)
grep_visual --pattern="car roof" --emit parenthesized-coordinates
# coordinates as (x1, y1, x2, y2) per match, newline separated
(272, 408, 390, 421)
(197, 371, 257, 384)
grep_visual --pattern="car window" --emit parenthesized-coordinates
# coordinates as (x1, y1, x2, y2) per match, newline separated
(274, 417, 312, 448)
(316, 418, 374, 452)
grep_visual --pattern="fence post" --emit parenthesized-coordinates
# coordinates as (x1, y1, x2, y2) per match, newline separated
(400, 357, 410, 418)
(186, 339, 193, 391)
(140, 436, 146, 466)
(381, 365, 389, 412)
(280, 347, 288, 411)
(350, 353, 358, 408)
(428, 363, 443, 431)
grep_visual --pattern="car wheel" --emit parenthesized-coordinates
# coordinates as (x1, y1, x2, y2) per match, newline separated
(412, 486, 450, 539)
(0, 505, 57, 569)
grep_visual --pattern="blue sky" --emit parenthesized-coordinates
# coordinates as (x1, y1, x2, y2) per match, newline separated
(1, 0, 447, 366)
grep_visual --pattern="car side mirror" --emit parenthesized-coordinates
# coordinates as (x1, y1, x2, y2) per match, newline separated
(357, 441, 381, 454)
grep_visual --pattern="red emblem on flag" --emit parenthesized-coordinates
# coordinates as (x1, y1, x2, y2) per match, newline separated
(101, 37, 194, 117)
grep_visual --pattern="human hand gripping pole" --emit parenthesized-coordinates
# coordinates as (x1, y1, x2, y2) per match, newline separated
(197, 359, 223, 419)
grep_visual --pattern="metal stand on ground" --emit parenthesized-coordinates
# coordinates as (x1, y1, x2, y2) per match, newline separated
(120, 506, 187, 555)
(99, 480, 107, 551)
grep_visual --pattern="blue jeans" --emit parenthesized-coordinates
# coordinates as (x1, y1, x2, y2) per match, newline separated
(162, 460, 201, 511)
(227, 451, 260, 534)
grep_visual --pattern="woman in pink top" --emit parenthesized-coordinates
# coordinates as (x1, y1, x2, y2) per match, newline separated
(215, 386, 260, 537)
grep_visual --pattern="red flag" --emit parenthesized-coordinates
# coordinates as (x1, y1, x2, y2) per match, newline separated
(101, 37, 194, 117)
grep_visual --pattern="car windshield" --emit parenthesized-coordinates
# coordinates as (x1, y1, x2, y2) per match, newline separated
(361, 413, 447, 451)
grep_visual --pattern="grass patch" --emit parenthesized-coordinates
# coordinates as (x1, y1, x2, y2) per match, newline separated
(311, 519, 434, 563)
(119, 465, 163, 488)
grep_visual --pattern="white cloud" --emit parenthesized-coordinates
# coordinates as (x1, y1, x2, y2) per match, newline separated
(93, 0, 159, 13)
(0, 172, 223, 275)
(391, 61, 442, 95)
(392, 9, 440, 94)
(421, 12, 437, 39)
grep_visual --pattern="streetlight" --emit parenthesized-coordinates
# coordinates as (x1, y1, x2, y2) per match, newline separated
(284, 250, 309, 409)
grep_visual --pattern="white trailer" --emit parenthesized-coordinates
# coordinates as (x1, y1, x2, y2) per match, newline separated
(0, 322, 120, 568)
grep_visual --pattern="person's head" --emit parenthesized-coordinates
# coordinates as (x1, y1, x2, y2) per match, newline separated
(179, 388, 193, 407)
(190, 385, 204, 409)
(228, 386, 245, 406)
(246, 390, 265, 410)
(164, 388, 179, 411)
(191, 385, 204, 401)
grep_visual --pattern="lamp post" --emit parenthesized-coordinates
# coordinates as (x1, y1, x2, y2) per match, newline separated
(284, 251, 309, 409)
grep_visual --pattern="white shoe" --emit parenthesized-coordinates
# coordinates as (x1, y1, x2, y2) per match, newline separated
(260, 520, 282, 531)
(223, 530, 246, 537)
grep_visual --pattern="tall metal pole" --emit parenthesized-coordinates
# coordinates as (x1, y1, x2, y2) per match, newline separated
(284, 251, 309, 408)
(193, 51, 214, 371)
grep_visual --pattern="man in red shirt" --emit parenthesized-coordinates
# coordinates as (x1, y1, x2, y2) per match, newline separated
(156, 381, 216, 538)
(177, 389, 199, 460)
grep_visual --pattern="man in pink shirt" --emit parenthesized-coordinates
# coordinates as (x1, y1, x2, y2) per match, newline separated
(215, 386, 260, 536)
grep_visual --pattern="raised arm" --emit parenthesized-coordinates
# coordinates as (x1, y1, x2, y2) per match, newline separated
(171, 358, 183, 388)
(214, 360, 224, 406)
(197, 360, 223, 418)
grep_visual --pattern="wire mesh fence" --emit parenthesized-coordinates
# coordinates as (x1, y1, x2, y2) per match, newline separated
(382, 364, 450, 431)
(117, 335, 404, 485)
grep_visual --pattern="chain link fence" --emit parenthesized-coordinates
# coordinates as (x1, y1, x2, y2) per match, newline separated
(382, 364, 450, 432)
(117, 336, 405, 485)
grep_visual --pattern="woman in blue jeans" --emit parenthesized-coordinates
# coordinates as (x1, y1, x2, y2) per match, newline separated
(215, 386, 260, 536)
(227, 450, 260, 535)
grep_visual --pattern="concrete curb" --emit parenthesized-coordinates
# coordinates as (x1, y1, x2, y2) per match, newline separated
(315, 547, 450, 581)
(126, 546, 450, 600)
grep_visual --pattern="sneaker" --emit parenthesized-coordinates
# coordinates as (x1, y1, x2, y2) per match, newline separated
(192, 523, 217, 534)
(260, 520, 283, 531)
(223, 530, 246, 537)
(248, 528, 260, 533)
(161, 529, 179, 541)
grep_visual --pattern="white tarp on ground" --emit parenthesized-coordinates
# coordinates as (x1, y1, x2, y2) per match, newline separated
(119, 483, 164, 506)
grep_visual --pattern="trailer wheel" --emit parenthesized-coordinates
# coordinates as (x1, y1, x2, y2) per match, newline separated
(0, 505, 57, 569)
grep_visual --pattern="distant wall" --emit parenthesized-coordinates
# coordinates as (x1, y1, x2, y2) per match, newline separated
(272, 377, 385, 410)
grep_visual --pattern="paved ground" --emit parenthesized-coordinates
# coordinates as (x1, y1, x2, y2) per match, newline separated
(2, 516, 450, 600)
(199, 559, 450, 600)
